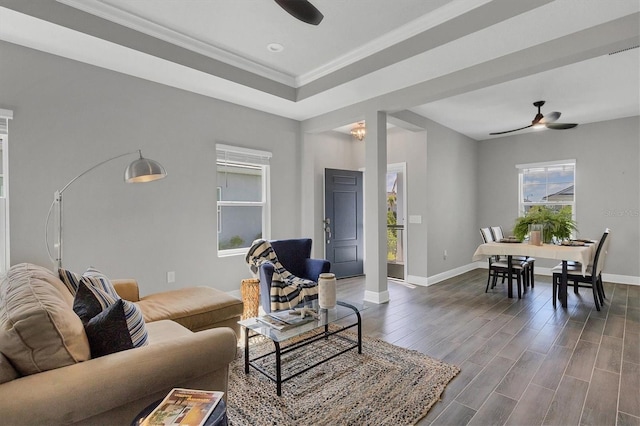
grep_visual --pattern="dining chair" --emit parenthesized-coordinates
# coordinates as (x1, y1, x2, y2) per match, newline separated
(551, 229, 610, 310)
(490, 225, 536, 288)
(481, 227, 530, 298)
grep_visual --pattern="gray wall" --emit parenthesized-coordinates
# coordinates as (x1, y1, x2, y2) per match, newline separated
(0, 41, 302, 294)
(424, 119, 479, 278)
(477, 116, 640, 277)
(305, 130, 359, 259)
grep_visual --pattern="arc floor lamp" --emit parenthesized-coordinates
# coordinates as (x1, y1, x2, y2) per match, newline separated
(46, 149, 167, 269)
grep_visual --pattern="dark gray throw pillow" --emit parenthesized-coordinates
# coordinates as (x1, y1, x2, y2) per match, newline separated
(83, 299, 134, 358)
(72, 281, 103, 324)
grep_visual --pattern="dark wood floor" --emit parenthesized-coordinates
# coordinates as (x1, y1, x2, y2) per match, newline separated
(336, 270, 640, 426)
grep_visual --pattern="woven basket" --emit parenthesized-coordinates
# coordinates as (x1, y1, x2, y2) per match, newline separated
(241, 278, 260, 319)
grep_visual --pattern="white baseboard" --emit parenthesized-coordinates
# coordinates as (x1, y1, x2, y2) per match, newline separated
(408, 262, 640, 287)
(473, 261, 639, 286)
(364, 289, 390, 304)
(408, 262, 478, 287)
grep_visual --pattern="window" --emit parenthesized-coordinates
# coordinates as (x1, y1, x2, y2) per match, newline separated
(0, 110, 12, 273)
(216, 144, 271, 256)
(517, 159, 576, 218)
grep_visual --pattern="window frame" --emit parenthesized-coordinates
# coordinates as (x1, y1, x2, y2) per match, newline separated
(516, 159, 576, 221)
(216, 144, 271, 257)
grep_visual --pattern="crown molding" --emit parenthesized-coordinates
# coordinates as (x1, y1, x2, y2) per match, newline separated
(56, 0, 296, 87)
(295, 0, 493, 87)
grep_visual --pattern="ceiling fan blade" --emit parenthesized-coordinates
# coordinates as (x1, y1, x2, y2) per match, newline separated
(540, 111, 561, 124)
(545, 123, 578, 130)
(489, 124, 533, 135)
(274, 0, 324, 25)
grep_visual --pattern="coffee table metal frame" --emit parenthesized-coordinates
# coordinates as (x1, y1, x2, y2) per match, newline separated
(239, 301, 362, 396)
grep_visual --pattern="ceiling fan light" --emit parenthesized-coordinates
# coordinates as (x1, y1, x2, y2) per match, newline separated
(532, 123, 546, 130)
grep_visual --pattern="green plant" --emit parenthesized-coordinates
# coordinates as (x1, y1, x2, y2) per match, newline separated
(513, 206, 577, 243)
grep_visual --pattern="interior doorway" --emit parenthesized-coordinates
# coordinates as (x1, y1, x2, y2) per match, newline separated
(387, 163, 406, 280)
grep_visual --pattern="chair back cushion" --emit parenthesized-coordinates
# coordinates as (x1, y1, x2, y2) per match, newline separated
(480, 228, 494, 243)
(491, 226, 504, 241)
(270, 239, 312, 278)
(0, 263, 90, 375)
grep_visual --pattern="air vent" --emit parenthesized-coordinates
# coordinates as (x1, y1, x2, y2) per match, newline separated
(609, 45, 639, 55)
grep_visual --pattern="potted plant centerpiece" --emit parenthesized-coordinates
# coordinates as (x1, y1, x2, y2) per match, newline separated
(513, 205, 577, 244)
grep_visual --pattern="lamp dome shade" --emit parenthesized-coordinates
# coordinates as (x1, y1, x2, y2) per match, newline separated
(124, 157, 167, 183)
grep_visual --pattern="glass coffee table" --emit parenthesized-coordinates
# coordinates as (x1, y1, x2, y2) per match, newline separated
(238, 300, 364, 396)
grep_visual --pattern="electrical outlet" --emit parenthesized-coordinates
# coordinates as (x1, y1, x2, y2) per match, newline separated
(443, 249, 448, 260)
(167, 271, 175, 283)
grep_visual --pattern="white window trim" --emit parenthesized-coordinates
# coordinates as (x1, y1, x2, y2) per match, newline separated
(216, 144, 271, 257)
(516, 159, 576, 219)
(0, 109, 13, 273)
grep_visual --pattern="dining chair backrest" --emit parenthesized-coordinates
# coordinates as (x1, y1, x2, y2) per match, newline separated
(594, 228, 611, 277)
(490, 226, 504, 241)
(480, 228, 494, 243)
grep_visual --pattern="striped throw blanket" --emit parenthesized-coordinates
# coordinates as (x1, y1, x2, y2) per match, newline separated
(245, 239, 318, 311)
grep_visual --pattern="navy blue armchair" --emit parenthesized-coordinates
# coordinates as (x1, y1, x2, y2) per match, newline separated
(258, 238, 331, 313)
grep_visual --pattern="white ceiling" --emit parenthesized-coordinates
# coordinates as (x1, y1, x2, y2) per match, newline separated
(1, 0, 638, 140)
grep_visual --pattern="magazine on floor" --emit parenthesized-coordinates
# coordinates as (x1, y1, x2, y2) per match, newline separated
(141, 388, 223, 426)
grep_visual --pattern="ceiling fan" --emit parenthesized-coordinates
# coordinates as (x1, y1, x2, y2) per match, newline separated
(490, 100, 578, 135)
(274, 0, 324, 25)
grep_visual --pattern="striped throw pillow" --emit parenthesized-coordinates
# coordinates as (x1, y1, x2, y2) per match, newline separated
(73, 278, 149, 353)
(58, 267, 119, 300)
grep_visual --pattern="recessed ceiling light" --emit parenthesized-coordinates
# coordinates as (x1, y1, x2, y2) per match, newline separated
(267, 43, 284, 53)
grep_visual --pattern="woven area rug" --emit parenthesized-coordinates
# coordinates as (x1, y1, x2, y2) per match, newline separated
(226, 328, 460, 425)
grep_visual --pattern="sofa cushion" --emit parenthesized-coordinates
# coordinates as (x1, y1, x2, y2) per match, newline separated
(74, 280, 149, 350)
(137, 286, 243, 332)
(0, 263, 90, 375)
(0, 352, 19, 384)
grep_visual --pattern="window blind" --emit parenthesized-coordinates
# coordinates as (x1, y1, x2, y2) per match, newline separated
(216, 143, 271, 166)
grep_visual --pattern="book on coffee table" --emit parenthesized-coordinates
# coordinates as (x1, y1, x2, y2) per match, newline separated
(256, 310, 314, 330)
(141, 388, 223, 426)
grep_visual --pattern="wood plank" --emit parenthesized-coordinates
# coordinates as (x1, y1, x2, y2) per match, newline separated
(498, 327, 540, 361)
(429, 401, 476, 426)
(467, 331, 512, 366)
(603, 314, 626, 339)
(580, 316, 606, 343)
(542, 375, 589, 425)
(468, 392, 517, 426)
(455, 356, 516, 410)
(495, 350, 545, 400)
(505, 383, 555, 426)
(594, 335, 623, 373)
(564, 340, 599, 381)
(580, 368, 620, 426)
(619, 361, 640, 418)
(531, 345, 574, 391)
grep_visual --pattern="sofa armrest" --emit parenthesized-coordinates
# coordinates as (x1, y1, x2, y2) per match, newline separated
(0, 327, 237, 425)
(112, 279, 140, 302)
(305, 258, 331, 282)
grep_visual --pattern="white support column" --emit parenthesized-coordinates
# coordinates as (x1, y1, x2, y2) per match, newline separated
(300, 131, 318, 255)
(363, 110, 389, 304)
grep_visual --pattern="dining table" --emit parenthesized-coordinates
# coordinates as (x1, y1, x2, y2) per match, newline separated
(472, 241, 596, 308)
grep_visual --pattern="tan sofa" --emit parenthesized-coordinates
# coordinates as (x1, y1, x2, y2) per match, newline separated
(112, 279, 243, 335)
(0, 263, 242, 425)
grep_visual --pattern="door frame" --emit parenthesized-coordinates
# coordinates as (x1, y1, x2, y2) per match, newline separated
(359, 162, 408, 281)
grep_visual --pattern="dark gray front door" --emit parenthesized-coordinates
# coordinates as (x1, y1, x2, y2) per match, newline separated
(324, 168, 364, 278)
